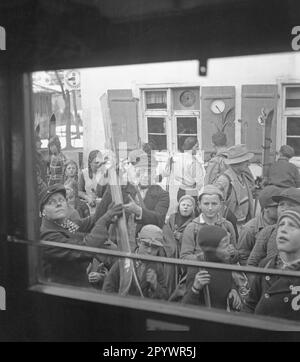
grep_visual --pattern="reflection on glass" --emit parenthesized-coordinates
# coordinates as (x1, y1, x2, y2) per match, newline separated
(286, 87, 300, 108)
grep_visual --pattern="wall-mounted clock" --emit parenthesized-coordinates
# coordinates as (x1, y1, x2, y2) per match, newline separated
(210, 99, 225, 114)
(179, 90, 196, 107)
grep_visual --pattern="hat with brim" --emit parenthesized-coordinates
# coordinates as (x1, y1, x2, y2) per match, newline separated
(224, 144, 254, 165)
(138, 224, 164, 248)
(272, 187, 300, 205)
(128, 149, 148, 167)
(39, 184, 66, 212)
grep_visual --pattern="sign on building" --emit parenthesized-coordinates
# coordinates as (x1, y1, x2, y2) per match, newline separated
(64, 70, 80, 90)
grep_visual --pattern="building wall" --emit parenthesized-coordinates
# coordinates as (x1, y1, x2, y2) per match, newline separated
(80, 52, 300, 165)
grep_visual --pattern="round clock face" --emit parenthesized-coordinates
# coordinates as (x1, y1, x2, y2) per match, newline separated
(210, 100, 225, 114)
(180, 90, 196, 107)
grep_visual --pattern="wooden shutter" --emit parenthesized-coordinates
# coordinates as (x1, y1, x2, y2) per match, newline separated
(201, 86, 235, 159)
(102, 89, 140, 150)
(241, 85, 278, 162)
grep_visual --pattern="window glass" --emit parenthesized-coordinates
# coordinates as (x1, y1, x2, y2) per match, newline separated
(145, 91, 167, 109)
(286, 87, 300, 108)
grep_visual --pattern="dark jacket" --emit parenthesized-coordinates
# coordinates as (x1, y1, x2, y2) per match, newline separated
(266, 157, 300, 188)
(242, 255, 300, 320)
(182, 266, 233, 310)
(103, 259, 168, 300)
(40, 212, 112, 286)
(136, 185, 170, 232)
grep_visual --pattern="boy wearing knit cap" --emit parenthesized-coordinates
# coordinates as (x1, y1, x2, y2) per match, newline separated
(238, 185, 280, 265)
(180, 185, 237, 263)
(243, 209, 300, 320)
(182, 225, 241, 310)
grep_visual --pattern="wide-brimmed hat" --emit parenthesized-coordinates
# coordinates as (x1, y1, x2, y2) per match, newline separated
(39, 184, 66, 211)
(128, 149, 148, 168)
(224, 144, 254, 165)
(272, 187, 300, 205)
(138, 224, 164, 248)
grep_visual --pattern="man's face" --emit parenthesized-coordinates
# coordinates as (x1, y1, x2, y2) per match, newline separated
(43, 193, 67, 221)
(264, 204, 278, 223)
(276, 216, 300, 254)
(136, 167, 149, 188)
(231, 160, 249, 174)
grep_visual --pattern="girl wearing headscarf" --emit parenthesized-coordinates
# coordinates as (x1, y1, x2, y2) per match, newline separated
(163, 195, 195, 296)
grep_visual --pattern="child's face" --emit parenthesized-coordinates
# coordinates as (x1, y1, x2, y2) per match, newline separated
(65, 163, 76, 177)
(179, 199, 194, 217)
(276, 216, 300, 254)
(216, 236, 231, 263)
(199, 194, 222, 219)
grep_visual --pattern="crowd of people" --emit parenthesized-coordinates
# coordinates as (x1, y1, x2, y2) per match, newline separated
(36, 131, 300, 322)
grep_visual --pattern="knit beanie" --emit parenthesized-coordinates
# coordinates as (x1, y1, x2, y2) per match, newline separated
(178, 195, 196, 210)
(197, 225, 228, 262)
(277, 209, 300, 229)
(198, 185, 224, 202)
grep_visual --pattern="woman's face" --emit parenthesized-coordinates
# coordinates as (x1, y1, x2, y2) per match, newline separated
(179, 199, 194, 217)
(91, 153, 103, 172)
(43, 193, 67, 221)
(276, 216, 300, 254)
(216, 235, 231, 263)
(65, 163, 77, 178)
(199, 194, 222, 219)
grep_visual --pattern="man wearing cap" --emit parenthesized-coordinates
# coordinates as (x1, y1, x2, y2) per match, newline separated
(248, 187, 300, 266)
(214, 144, 255, 231)
(40, 184, 123, 286)
(237, 185, 280, 265)
(103, 225, 168, 300)
(264, 145, 300, 188)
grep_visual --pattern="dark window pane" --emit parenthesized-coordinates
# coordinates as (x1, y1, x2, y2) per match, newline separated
(148, 135, 167, 151)
(287, 137, 300, 156)
(287, 117, 300, 136)
(177, 117, 197, 135)
(286, 87, 300, 108)
(147, 117, 166, 134)
(145, 91, 167, 109)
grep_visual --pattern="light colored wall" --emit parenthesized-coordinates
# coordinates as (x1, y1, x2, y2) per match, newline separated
(80, 52, 300, 164)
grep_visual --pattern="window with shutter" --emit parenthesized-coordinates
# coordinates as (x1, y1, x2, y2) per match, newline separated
(241, 85, 278, 162)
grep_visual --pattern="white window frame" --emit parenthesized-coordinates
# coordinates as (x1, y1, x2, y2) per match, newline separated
(279, 82, 300, 164)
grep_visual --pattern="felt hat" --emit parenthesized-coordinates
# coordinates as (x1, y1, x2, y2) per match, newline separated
(224, 144, 254, 165)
